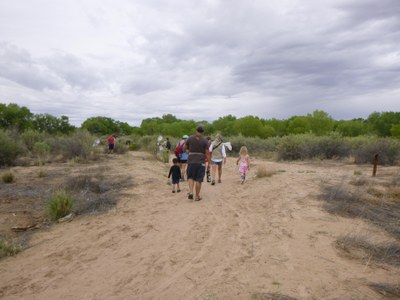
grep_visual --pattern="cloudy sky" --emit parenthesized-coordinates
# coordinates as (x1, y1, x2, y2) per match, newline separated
(1, 0, 399, 126)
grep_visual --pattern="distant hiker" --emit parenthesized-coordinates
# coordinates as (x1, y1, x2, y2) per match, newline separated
(209, 134, 226, 185)
(166, 137, 172, 151)
(236, 146, 250, 184)
(205, 136, 212, 182)
(107, 134, 115, 154)
(168, 157, 182, 193)
(175, 135, 188, 180)
(186, 125, 210, 201)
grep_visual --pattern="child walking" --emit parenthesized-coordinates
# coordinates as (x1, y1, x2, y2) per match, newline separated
(168, 158, 182, 193)
(236, 146, 250, 184)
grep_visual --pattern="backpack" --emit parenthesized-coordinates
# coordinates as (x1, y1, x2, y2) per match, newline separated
(174, 142, 183, 157)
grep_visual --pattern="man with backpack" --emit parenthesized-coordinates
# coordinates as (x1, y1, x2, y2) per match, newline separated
(175, 135, 188, 180)
(185, 125, 210, 201)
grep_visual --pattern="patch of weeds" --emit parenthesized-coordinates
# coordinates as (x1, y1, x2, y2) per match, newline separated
(65, 174, 102, 193)
(0, 238, 21, 257)
(256, 165, 275, 178)
(2, 172, 14, 183)
(197, 293, 218, 300)
(47, 190, 75, 221)
(38, 170, 47, 178)
(321, 183, 400, 239)
(336, 235, 400, 267)
(368, 283, 400, 299)
(251, 292, 297, 300)
(353, 170, 362, 176)
(349, 177, 370, 186)
(76, 196, 117, 215)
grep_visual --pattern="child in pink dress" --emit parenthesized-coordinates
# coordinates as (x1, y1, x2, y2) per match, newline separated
(236, 146, 250, 184)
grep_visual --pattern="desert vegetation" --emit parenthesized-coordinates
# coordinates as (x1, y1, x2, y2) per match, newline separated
(321, 172, 400, 298)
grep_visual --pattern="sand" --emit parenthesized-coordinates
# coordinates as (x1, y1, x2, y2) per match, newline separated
(0, 151, 398, 299)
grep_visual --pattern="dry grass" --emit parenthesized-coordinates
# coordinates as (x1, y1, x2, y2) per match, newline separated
(0, 238, 21, 257)
(64, 168, 132, 215)
(336, 235, 400, 267)
(2, 172, 14, 183)
(321, 182, 400, 239)
(256, 164, 276, 178)
(251, 293, 298, 300)
(368, 283, 400, 299)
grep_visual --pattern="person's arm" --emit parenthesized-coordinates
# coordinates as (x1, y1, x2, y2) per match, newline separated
(246, 155, 250, 170)
(222, 145, 226, 164)
(236, 156, 240, 165)
(168, 168, 172, 178)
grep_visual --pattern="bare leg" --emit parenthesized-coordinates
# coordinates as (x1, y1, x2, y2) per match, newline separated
(195, 181, 202, 199)
(218, 164, 222, 181)
(188, 179, 194, 195)
(211, 164, 216, 184)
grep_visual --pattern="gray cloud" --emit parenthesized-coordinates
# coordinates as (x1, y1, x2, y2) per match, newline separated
(0, 0, 399, 126)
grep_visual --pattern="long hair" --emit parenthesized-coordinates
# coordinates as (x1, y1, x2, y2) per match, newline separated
(239, 146, 248, 156)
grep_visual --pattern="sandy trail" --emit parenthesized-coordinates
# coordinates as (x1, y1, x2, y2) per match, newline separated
(0, 151, 398, 299)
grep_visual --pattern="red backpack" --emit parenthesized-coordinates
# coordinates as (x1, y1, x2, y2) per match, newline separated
(174, 142, 183, 157)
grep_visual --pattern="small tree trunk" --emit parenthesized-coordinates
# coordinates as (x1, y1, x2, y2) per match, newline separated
(372, 154, 378, 177)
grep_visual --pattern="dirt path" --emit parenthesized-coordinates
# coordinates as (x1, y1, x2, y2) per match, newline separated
(0, 151, 398, 299)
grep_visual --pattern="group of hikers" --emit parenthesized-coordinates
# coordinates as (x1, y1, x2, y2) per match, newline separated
(168, 124, 250, 201)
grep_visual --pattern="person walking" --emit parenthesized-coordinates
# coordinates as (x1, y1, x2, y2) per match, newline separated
(107, 134, 115, 154)
(175, 135, 189, 180)
(168, 158, 182, 193)
(185, 125, 210, 201)
(236, 146, 250, 184)
(209, 134, 226, 185)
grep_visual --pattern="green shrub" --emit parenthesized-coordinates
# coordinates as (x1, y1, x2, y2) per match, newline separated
(0, 130, 22, 166)
(45, 130, 97, 161)
(114, 143, 129, 154)
(33, 142, 50, 156)
(20, 130, 46, 151)
(48, 190, 75, 221)
(38, 170, 47, 178)
(350, 136, 400, 165)
(0, 239, 21, 257)
(2, 172, 14, 183)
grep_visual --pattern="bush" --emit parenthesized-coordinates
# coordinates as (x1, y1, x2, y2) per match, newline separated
(2, 172, 15, 183)
(45, 130, 98, 162)
(48, 190, 75, 221)
(20, 130, 46, 151)
(0, 239, 21, 257)
(0, 130, 22, 166)
(350, 136, 400, 165)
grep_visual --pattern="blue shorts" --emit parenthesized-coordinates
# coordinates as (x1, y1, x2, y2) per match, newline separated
(172, 178, 180, 184)
(186, 163, 205, 182)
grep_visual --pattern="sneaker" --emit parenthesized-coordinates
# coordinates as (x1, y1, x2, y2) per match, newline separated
(172, 190, 176, 193)
(177, 189, 181, 193)
(218, 179, 221, 183)
(211, 180, 215, 185)
(188, 193, 193, 200)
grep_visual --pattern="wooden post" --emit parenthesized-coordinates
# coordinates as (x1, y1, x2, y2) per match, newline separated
(372, 153, 378, 177)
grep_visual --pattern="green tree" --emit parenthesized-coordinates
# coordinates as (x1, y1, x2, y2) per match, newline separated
(367, 112, 400, 137)
(335, 119, 367, 137)
(81, 116, 120, 135)
(307, 110, 334, 136)
(234, 116, 264, 137)
(0, 103, 33, 131)
(212, 115, 238, 136)
(264, 118, 287, 136)
(390, 124, 400, 138)
(286, 116, 309, 134)
(32, 114, 75, 134)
